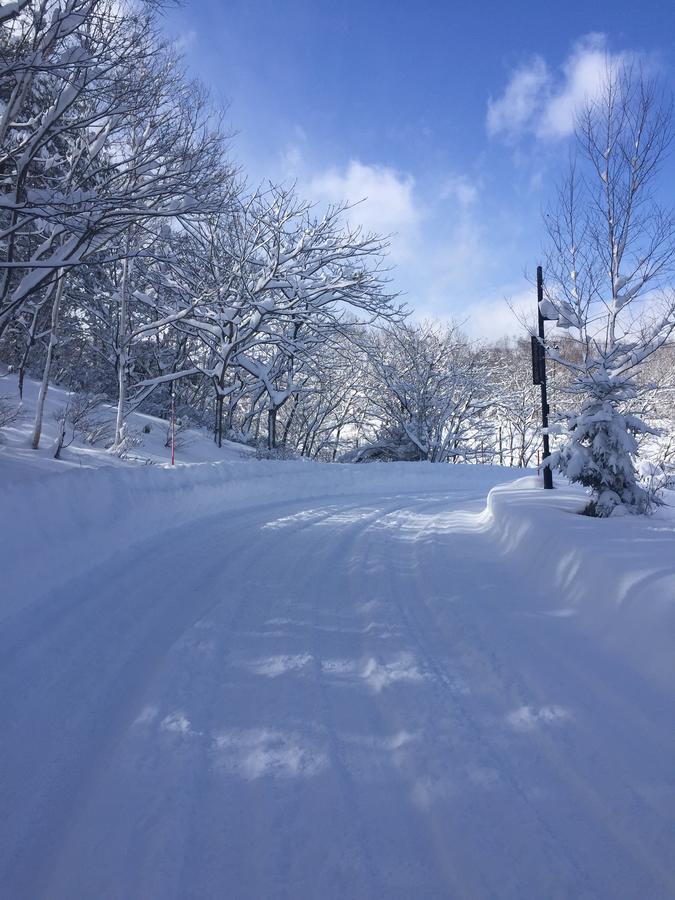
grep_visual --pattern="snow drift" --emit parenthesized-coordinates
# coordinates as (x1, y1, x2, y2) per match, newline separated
(484, 477, 675, 691)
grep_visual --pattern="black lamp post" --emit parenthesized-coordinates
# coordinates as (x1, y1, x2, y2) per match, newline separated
(531, 265, 554, 489)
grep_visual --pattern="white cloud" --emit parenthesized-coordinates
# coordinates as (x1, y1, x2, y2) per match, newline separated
(461, 288, 536, 342)
(270, 158, 425, 266)
(440, 174, 480, 207)
(487, 34, 632, 141)
(382, 199, 520, 341)
(307, 159, 420, 238)
(416, 281, 536, 343)
(539, 34, 623, 138)
(422, 218, 488, 305)
(173, 28, 197, 54)
(278, 143, 304, 181)
(487, 57, 550, 139)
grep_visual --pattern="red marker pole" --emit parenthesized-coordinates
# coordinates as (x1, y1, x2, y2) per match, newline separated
(171, 386, 175, 466)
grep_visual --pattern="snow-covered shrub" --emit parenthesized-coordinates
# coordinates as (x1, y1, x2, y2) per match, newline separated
(50, 394, 109, 459)
(353, 321, 491, 463)
(340, 424, 427, 463)
(81, 419, 115, 447)
(638, 459, 671, 508)
(108, 425, 144, 459)
(0, 396, 22, 430)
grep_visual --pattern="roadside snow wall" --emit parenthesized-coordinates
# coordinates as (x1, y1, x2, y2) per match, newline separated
(485, 478, 675, 692)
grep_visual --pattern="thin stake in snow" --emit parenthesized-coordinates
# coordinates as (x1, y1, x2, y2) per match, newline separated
(171, 387, 175, 467)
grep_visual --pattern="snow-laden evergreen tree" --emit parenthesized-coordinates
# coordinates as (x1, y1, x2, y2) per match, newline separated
(542, 63, 675, 516)
(553, 375, 655, 516)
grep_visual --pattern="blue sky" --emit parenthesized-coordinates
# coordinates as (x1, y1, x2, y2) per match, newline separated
(164, 1, 675, 339)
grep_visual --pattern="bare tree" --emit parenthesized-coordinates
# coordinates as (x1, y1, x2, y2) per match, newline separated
(0, 1, 233, 447)
(542, 63, 675, 515)
(486, 339, 541, 467)
(347, 321, 490, 463)
(161, 186, 403, 447)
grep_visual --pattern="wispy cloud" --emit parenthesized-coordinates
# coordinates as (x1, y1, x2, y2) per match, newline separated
(460, 287, 536, 341)
(487, 57, 550, 139)
(440, 174, 480, 208)
(539, 34, 628, 138)
(173, 28, 197, 54)
(487, 34, 634, 141)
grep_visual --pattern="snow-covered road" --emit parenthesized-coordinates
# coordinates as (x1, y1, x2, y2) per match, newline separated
(1, 475, 674, 899)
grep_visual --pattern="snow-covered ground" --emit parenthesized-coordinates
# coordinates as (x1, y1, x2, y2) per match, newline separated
(0, 368, 250, 484)
(1, 379, 675, 899)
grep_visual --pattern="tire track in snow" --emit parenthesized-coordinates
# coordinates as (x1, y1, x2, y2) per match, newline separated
(370, 501, 599, 898)
(0, 496, 383, 899)
(2, 485, 673, 899)
(340, 497, 489, 900)
(53, 497, 386, 900)
(273, 501, 395, 899)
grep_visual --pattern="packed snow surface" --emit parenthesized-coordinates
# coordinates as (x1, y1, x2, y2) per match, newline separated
(1, 455, 674, 898)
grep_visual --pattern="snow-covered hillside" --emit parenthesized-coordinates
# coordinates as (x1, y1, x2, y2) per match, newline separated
(0, 369, 252, 483)
(1, 443, 674, 898)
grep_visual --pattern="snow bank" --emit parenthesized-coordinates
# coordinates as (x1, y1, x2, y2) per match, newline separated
(484, 478, 675, 691)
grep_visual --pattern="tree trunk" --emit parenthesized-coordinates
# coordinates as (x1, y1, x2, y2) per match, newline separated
(225, 396, 237, 433)
(18, 297, 45, 400)
(281, 394, 299, 446)
(214, 394, 224, 448)
(31, 274, 65, 449)
(53, 412, 67, 459)
(113, 243, 133, 448)
(268, 407, 277, 450)
(332, 426, 342, 461)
